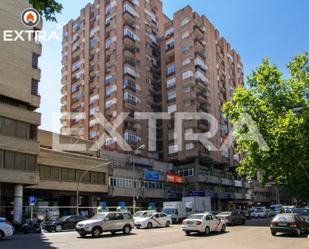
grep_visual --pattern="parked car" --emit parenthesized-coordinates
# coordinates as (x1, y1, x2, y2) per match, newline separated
(270, 204, 284, 215)
(43, 215, 87, 232)
(134, 212, 172, 229)
(251, 207, 268, 218)
(217, 210, 246, 225)
(75, 212, 134, 237)
(133, 210, 156, 219)
(293, 208, 309, 222)
(182, 213, 226, 236)
(0, 217, 14, 239)
(270, 213, 309, 236)
(283, 206, 295, 213)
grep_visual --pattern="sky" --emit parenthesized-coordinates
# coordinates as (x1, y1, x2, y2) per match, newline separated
(38, 0, 309, 132)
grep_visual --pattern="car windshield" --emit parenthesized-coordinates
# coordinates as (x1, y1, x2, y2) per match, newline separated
(162, 208, 175, 215)
(59, 216, 70, 222)
(187, 214, 204, 220)
(134, 211, 143, 218)
(142, 213, 154, 218)
(91, 213, 107, 220)
(255, 208, 265, 212)
(273, 214, 294, 222)
(218, 212, 232, 216)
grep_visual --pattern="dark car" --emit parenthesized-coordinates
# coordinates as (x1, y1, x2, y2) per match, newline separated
(270, 213, 309, 236)
(293, 208, 309, 222)
(43, 215, 87, 232)
(216, 210, 246, 226)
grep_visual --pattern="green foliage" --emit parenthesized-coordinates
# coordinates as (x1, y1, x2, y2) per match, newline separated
(30, 0, 63, 22)
(224, 53, 309, 200)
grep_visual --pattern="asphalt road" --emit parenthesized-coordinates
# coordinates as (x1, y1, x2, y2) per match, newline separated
(1, 219, 308, 249)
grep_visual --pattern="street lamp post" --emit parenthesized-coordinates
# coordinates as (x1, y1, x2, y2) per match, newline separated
(132, 144, 145, 214)
(76, 161, 110, 215)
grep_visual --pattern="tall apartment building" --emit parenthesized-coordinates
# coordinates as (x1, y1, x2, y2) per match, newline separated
(61, 3, 250, 210)
(0, 0, 42, 224)
(161, 6, 246, 210)
(61, 0, 167, 159)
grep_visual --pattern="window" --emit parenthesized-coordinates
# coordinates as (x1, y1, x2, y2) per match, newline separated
(167, 104, 176, 113)
(31, 79, 39, 95)
(183, 86, 193, 93)
(71, 84, 79, 93)
(181, 31, 190, 39)
(185, 143, 195, 150)
(105, 98, 116, 108)
(32, 53, 39, 69)
(16, 121, 28, 138)
(182, 58, 191, 66)
(167, 91, 176, 100)
(182, 70, 193, 80)
(167, 65, 176, 76)
(124, 27, 140, 41)
(181, 17, 191, 26)
(105, 85, 117, 96)
(166, 77, 176, 88)
(184, 99, 193, 107)
(168, 144, 178, 154)
(181, 45, 191, 53)
(165, 39, 175, 50)
(124, 132, 141, 143)
(0, 116, 34, 139)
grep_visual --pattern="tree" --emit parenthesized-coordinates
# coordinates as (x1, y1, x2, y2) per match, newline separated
(224, 53, 309, 200)
(30, 0, 63, 22)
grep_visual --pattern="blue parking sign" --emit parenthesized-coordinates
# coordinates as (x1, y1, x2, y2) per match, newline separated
(28, 196, 37, 206)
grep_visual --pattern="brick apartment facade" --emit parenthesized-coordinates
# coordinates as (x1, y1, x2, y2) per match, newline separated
(60, 1, 253, 209)
(61, 0, 167, 159)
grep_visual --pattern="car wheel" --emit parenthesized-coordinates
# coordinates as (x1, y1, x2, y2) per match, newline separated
(205, 226, 210, 236)
(165, 221, 170, 227)
(271, 231, 276, 236)
(185, 231, 191, 236)
(92, 227, 102, 237)
(0, 230, 4, 238)
(123, 225, 131, 235)
(147, 222, 153, 229)
(221, 224, 226, 233)
(55, 225, 62, 232)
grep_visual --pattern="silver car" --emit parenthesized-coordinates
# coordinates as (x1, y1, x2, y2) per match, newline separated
(76, 212, 134, 237)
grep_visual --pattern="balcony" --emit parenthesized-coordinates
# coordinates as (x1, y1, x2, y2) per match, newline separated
(123, 10, 136, 25)
(123, 35, 136, 47)
(194, 24, 204, 39)
(197, 92, 208, 103)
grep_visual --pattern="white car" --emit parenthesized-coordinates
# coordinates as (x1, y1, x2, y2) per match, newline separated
(0, 218, 14, 239)
(250, 207, 268, 218)
(182, 213, 226, 236)
(134, 212, 172, 229)
(133, 210, 156, 219)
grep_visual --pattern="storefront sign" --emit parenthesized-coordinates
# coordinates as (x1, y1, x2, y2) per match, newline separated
(166, 174, 183, 183)
(144, 171, 160, 181)
(28, 196, 37, 206)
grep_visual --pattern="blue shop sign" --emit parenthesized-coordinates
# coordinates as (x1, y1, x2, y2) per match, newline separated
(144, 171, 160, 181)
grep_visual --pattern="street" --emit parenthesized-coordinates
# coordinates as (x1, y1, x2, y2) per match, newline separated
(1, 219, 308, 249)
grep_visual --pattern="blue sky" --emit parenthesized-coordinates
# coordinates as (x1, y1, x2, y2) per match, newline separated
(38, 0, 309, 132)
